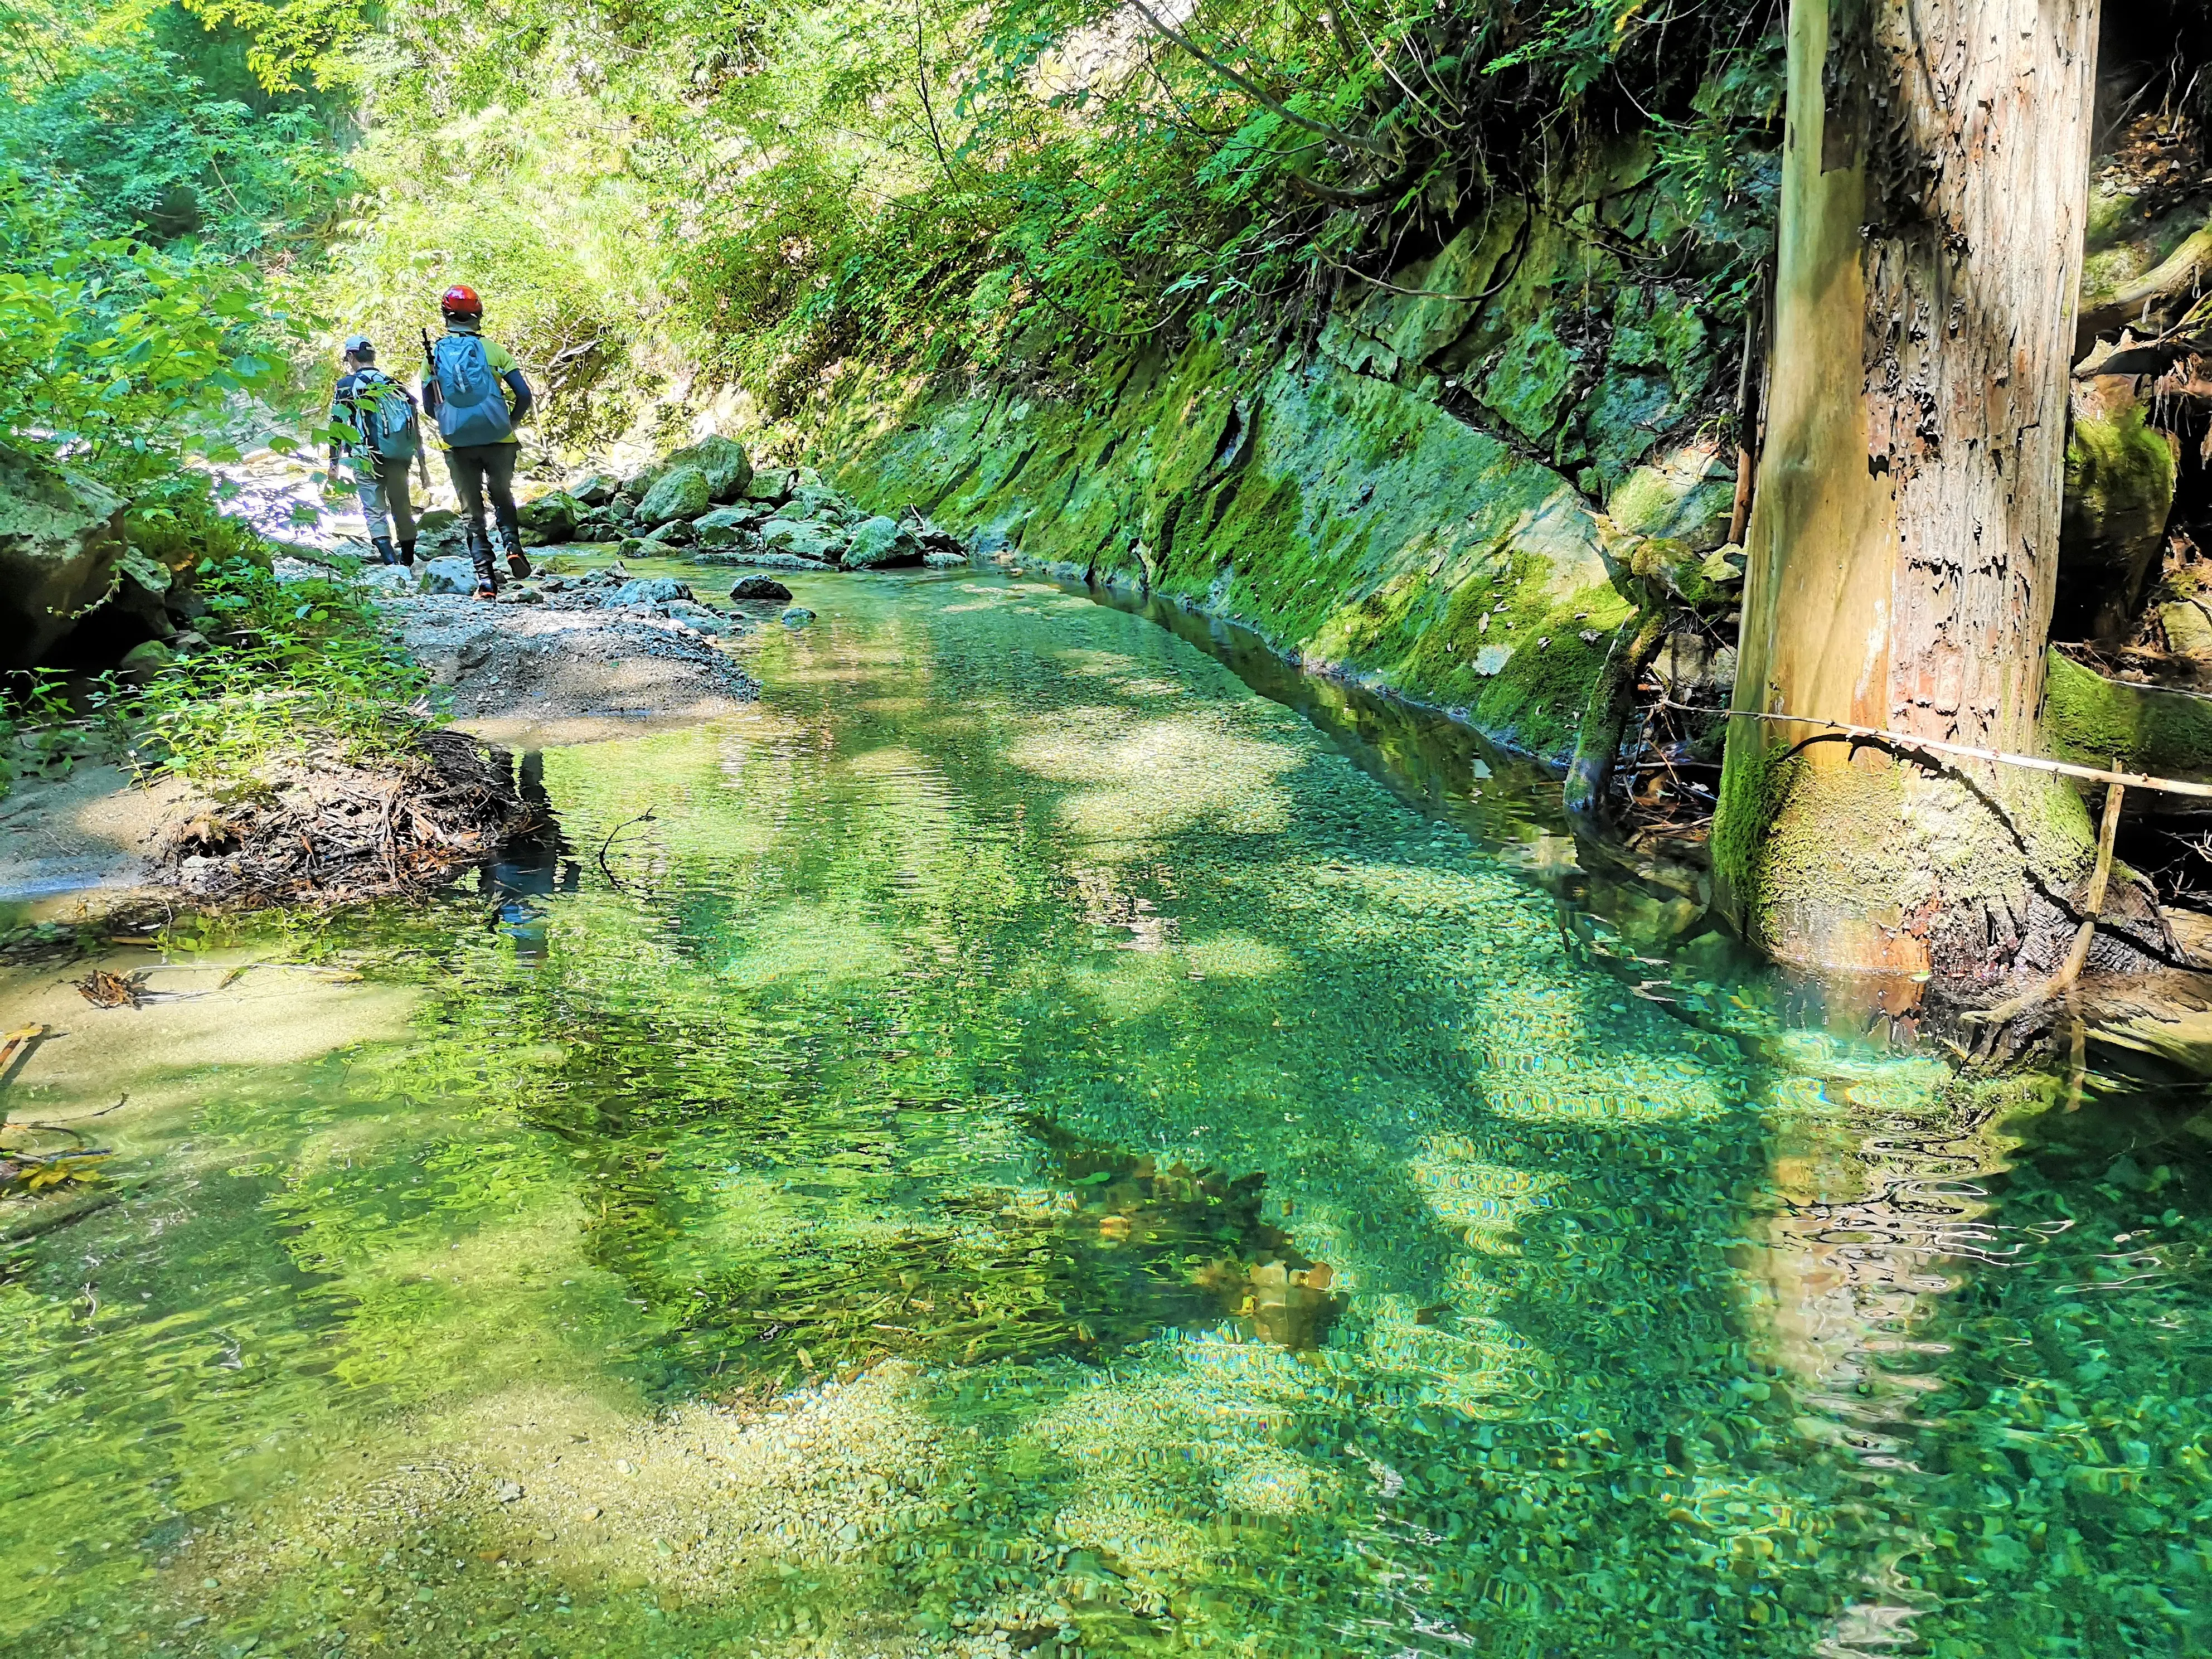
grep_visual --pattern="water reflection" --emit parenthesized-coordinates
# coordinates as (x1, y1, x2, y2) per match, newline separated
(0, 570, 2207, 1658)
(476, 749, 578, 958)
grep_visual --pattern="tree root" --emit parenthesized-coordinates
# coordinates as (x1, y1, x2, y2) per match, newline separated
(159, 729, 537, 909)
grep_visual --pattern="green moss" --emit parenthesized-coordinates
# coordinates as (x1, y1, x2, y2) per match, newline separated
(809, 331, 1631, 760)
(2040, 649, 2212, 783)
(1478, 318, 1575, 443)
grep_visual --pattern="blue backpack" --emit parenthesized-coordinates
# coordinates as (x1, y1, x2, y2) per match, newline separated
(430, 333, 516, 447)
(341, 369, 421, 463)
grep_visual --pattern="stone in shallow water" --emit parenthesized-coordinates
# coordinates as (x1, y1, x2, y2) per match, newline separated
(780, 605, 815, 628)
(763, 518, 845, 562)
(612, 578, 693, 607)
(730, 575, 793, 603)
(843, 515, 920, 570)
(636, 465, 712, 528)
(693, 505, 764, 547)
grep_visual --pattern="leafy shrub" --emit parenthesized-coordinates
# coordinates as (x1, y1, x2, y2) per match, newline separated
(0, 234, 288, 489)
(132, 553, 429, 779)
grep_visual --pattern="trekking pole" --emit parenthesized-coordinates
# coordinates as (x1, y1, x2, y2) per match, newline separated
(419, 328, 440, 496)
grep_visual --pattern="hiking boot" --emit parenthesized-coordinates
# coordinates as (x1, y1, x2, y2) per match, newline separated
(467, 528, 501, 598)
(398, 540, 418, 567)
(496, 520, 532, 581)
(370, 535, 397, 565)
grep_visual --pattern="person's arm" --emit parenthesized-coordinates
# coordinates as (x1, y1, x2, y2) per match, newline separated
(502, 366, 535, 428)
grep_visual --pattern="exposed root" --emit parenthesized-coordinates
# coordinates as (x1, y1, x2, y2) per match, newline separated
(158, 729, 536, 908)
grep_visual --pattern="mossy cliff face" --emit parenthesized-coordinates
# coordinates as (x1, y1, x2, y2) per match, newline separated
(790, 142, 1741, 761)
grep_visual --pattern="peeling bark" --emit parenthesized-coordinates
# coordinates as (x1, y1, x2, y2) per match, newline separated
(1714, 0, 2107, 992)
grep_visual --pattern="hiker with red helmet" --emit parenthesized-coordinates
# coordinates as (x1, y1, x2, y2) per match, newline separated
(420, 283, 536, 599)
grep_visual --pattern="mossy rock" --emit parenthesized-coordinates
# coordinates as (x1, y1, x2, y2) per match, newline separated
(664, 434, 753, 503)
(636, 465, 713, 528)
(2058, 396, 2175, 639)
(1605, 446, 1736, 551)
(2040, 649, 2212, 785)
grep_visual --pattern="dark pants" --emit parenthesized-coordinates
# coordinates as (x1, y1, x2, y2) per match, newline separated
(443, 442, 520, 541)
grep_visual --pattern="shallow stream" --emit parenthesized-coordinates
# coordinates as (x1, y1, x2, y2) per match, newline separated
(4, 571, 2211, 1657)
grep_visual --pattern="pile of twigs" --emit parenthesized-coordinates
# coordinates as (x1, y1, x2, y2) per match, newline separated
(161, 729, 535, 908)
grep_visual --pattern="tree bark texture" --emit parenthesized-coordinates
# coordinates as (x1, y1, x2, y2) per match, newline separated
(1714, 0, 2104, 989)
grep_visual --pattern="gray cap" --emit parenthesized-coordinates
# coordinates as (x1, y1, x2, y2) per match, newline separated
(342, 334, 375, 355)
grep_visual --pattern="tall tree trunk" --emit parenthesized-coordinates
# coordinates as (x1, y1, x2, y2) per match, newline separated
(1713, 0, 2104, 992)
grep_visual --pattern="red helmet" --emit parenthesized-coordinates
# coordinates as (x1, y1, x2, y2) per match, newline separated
(440, 283, 482, 317)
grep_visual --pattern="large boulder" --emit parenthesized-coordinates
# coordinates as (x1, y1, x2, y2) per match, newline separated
(516, 491, 583, 546)
(665, 435, 753, 504)
(762, 517, 846, 562)
(0, 442, 129, 669)
(567, 472, 621, 508)
(744, 467, 795, 505)
(693, 504, 766, 547)
(636, 465, 713, 528)
(843, 515, 922, 570)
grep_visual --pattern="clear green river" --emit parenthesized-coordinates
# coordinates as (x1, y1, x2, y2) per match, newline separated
(4, 571, 2211, 1658)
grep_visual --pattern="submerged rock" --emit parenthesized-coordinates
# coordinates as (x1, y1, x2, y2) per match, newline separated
(780, 606, 816, 628)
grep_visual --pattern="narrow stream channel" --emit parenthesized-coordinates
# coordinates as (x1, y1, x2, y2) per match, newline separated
(4, 571, 2210, 1657)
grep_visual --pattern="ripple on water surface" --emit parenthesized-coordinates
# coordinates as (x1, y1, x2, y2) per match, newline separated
(2, 574, 2210, 1657)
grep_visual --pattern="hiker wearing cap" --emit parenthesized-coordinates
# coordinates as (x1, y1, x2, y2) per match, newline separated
(420, 284, 535, 599)
(328, 336, 425, 567)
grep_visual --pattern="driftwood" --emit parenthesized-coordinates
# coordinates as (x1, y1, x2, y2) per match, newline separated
(160, 729, 535, 908)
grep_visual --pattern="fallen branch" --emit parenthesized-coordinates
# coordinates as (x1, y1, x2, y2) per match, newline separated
(1675, 700, 2212, 800)
(597, 808, 657, 893)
